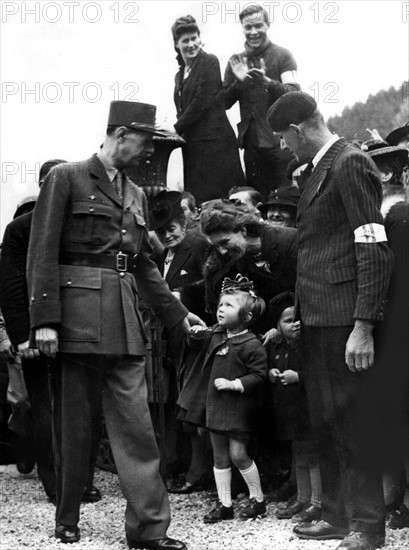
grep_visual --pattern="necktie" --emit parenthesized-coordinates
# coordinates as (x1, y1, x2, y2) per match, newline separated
(113, 170, 123, 200)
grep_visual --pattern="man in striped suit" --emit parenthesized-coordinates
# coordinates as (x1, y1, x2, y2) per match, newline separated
(267, 92, 393, 550)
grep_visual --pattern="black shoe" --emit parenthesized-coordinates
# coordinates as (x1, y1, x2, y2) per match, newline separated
(238, 498, 266, 520)
(388, 504, 409, 529)
(16, 456, 36, 474)
(168, 476, 213, 494)
(55, 524, 80, 544)
(82, 484, 101, 502)
(276, 500, 308, 519)
(294, 519, 349, 540)
(203, 501, 234, 523)
(336, 531, 385, 550)
(47, 493, 57, 505)
(127, 537, 187, 549)
(292, 504, 322, 524)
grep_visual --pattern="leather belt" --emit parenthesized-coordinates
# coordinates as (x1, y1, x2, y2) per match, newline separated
(60, 252, 137, 273)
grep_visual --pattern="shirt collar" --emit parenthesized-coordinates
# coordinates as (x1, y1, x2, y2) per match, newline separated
(96, 151, 118, 183)
(312, 134, 340, 168)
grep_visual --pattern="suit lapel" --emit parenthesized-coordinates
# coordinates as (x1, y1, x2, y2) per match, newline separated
(297, 138, 347, 218)
(89, 155, 123, 207)
(166, 242, 191, 285)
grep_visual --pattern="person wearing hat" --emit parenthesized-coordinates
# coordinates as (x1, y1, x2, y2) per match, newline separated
(385, 121, 409, 150)
(223, 3, 300, 199)
(26, 101, 205, 549)
(171, 15, 244, 204)
(149, 189, 212, 494)
(259, 185, 299, 227)
(267, 91, 393, 550)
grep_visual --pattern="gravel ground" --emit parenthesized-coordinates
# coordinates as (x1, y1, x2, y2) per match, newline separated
(1, 465, 409, 550)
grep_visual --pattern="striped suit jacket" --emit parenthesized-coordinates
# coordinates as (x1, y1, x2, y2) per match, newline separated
(296, 138, 393, 326)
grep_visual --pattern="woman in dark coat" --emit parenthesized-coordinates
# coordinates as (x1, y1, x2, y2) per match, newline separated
(171, 16, 245, 204)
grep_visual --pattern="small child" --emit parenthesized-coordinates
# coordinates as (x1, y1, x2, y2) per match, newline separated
(266, 291, 322, 524)
(178, 274, 268, 522)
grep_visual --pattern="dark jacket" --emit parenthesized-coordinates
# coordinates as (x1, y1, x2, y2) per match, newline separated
(178, 326, 267, 433)
(296, 139, 393, 326)
(223, 41, 299, 149)
(174, 50, 244, 203)
(0, 212, 32, 345)
(26, 155, 188, 355)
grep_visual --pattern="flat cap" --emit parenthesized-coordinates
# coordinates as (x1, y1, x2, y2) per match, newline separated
(267, 92, 317, 132)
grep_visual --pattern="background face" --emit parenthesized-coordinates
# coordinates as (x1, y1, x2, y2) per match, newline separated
(1, 1, 407, 236)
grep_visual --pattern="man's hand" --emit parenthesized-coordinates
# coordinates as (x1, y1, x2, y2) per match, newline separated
(229, 54, 251, 82)
(17, 340, 40, 360)
(248, 59, 271, 84)
(214, 378, 235, 391)
(180, 312, 207, 335)
(262, 327, 280, 346)
(345, 320, 374, 372)
(35, 327, 59, 358)
(0, 336, 14, 360)
(268, 368, 280, 383)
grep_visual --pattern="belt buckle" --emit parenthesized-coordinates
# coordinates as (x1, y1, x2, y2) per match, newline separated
(116, 252, 128, 272)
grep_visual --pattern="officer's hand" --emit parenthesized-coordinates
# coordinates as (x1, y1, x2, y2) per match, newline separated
(345, 320, 374, 372)
(17, 340, 40, 360)
(35, 327, 59, 358)
(0, 336, 14, 360)
(181, 313, 207, 335)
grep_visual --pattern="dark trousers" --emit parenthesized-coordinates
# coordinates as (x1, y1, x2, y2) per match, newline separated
(49, 353, 170, 541)
(302, 326, 385, 534)
(21, 355, 55, 497)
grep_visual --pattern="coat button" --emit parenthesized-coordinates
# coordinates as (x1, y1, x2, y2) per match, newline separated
(89, 207, 94, 212)
(119, 272, 125, 277)
(66, 281, 72, 286)
(121, 229, 127, 235)
(31, 296, 35, 302)
(89, 195, 96, 200)
(43, 293, 48, 298)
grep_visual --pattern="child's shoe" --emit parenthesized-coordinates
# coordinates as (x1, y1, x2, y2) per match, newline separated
(238, 498, 267, 520)
(203, 501, 234, 523)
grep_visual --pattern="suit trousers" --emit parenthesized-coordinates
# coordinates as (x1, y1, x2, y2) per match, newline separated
(302, 326, 385, 534)
(49, 353, 170, 541)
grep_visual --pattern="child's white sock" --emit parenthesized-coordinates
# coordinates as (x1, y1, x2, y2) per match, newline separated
(239, 461, 264, 502)
(213, 467, 232, 507)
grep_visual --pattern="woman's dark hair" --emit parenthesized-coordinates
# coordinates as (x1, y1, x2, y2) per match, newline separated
(171, 15, 200, 43)
(200, 199, 263, 237)
(375, 155, 406, 187)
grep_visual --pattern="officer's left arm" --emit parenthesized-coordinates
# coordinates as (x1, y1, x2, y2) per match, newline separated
(337, 151, 394, 372)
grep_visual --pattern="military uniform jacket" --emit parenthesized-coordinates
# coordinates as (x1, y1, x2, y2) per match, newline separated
(27, 155, 188, 355)
(296, 139, 393, 326)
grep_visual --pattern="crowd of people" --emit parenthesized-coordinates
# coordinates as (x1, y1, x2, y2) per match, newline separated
(1, 4, 408, 550)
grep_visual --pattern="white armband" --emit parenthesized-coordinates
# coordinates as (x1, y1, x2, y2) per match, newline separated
(354, 223, 387, 243)
(233, 379, 245, 393)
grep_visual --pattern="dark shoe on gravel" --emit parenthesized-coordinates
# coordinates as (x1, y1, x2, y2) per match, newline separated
(55, 524, 80, 543)
(276, 500, 308, 519)
(127, 537, 187, 549)
(294, 519, 349, 540)
(388, 504, 409, 529)
(203, 501, 234, 523)
(292, 504, 322, 523)
(269, 480, 297, 502)
(238, 498, 266, 520)
(335, 531, 385, 550)
(82, 484, 101, 502)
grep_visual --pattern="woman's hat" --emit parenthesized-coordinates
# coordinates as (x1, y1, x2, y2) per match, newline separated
(258, 186, 300, 213)
(148, 189, 183, 230)
(361, 139, 409, 164)
(107, 101, 172, 137)
(385, 122, 409, 146)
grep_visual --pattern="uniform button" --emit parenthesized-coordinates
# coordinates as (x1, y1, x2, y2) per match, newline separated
(89, 195, 96, 200)
(43, 293, 48, 298)
(31, 296, 35, 302)
(89, 207, 94, 212)
(119, 272, 125, 278)
(121, 229, 127, 235)
(66, 281, 72, 286)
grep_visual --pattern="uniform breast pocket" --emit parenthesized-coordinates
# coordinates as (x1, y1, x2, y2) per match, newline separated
(59, 265, 101, 342)
(69, 201, 114, 243)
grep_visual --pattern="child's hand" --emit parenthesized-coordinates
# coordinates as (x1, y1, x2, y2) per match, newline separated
(268, 368, 281, 383)
(214, 378, 234, 391)
(278, 370, 299, 385)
